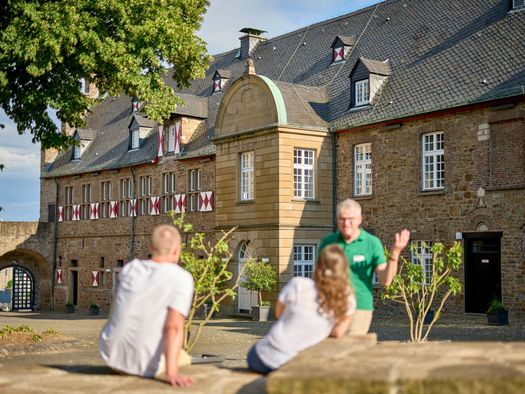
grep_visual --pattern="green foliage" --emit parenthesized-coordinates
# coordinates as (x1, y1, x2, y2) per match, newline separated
(43, 328, 62, 336)
(89, 303, 100, 309)
(0, 0, 211, 149)
(6, 279, 12, 289)
(381, 241, 463, 342)
(241, 260, 278, 306)
(171, 212, 241, 353)
(31, 334, 43, 342)
(65, 302, 74, 308)
(487, 297, 506, 313)
(0, 324, 35, 338)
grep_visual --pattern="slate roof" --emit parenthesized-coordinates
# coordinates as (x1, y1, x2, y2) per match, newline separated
(44, 0, 525, 177)
(357, 58, 392, 76)
(75, 128, 97, 141)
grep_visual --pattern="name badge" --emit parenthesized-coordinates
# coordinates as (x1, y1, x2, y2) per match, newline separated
(353, 255, 365, 263)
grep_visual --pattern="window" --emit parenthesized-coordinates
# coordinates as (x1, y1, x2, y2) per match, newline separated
(72, 143, 81, 160)
(188, 169, 201, 212)
(355, 79, 369, 106)
(422, 132, 444, 190)
(213, 77, 222, 92)
(162, 172, 176, 213)
(101, 181, 112, 218)
(411, 241, 433, 285)
(333, 47, 344, 63)
(81, 184, 91, 220)
(513, 0, 525, 10)
(354, 143, 372, 196)
(64, 186, 74, 221)
(240, 151, 254, 201)
(293, 245, 315, 278)
(293, 148, 315, 199)
(140, 176, 152, 215)
(166, 125, 176, 153)
(119, 178, 134, 217)
(130, 129, 139, 150)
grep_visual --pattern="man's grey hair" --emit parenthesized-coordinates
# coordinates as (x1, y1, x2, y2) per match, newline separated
(336, 199, 362, 218)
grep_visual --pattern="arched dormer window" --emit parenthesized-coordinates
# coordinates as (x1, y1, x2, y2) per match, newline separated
(331, 35, 356, 63)
(212, 69, 231, 93)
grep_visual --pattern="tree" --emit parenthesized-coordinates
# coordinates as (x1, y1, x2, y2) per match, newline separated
(381, 242, 463, 343)
(0, 0, 211, 149)
(241, 260, 278, 306)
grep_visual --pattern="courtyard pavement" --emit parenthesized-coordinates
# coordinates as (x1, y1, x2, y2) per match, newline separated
(1, 309, 524, 392)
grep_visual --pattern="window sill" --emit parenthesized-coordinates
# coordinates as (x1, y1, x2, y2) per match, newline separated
(419, 189, 445, 196)
(292, 198, 320, 204)
(352, 194, 373, 200)
(237, 200, 255, 205)
(348, 105, 370, 113)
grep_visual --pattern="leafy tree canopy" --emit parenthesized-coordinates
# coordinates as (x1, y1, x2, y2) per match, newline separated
(0, 0, 211, 149)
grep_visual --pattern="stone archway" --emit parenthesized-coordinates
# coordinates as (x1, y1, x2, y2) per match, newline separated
(0, 249, 51, 311)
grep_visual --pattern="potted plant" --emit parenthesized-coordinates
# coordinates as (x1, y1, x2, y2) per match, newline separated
(65, 302, 75, 313)
(486, 298, 508, 325)
(241, 260, 278, 321)
(89, 303, 100, 316)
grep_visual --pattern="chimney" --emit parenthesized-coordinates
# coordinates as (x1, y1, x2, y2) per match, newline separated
(239, 28, 267, 60)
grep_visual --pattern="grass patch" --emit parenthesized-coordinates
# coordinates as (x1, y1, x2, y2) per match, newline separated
(0, 325, 65, 345)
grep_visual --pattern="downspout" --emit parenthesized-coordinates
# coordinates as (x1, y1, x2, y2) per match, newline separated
(331, 128, 338, 231)
(52, 177, 59, 311)
(130, 166, 137, 258)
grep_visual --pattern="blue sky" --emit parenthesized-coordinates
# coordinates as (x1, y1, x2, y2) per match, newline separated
(0, 0, 380, 221)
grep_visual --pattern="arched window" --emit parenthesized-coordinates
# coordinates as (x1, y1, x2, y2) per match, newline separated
(238, 240, 257, 260)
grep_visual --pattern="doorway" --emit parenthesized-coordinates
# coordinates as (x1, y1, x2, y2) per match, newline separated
(0, 266, 35, 311)
(70, 270, 79, 306)
(464, 232, 502, 313)
(237, 241, 258, 313)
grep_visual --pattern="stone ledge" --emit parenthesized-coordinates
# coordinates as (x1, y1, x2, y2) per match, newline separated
(267, 338, 525, 394)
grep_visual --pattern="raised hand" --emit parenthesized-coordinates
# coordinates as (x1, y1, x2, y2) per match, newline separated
(392, 229, 410, 254)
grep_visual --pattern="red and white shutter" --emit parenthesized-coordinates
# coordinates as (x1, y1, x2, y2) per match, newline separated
(213, 78, 221, 92)
(92, 271, 100, 287)
(58, 206, 64, 222)
(168, 125, 176, 152)
(174, 121, 182, 155)
(198, 191, 214, 212)
(109, 201, 119, 218)
(173, 194, 186, 213)
(56, 269, 63, 284)
(129, 199, 137, 217)
(90, 202, 100, 220)
(333, 47, 344, 62)
(72, 205, 80, 221)
(157, 125, 164, 158)
(150, 196, 160, 215)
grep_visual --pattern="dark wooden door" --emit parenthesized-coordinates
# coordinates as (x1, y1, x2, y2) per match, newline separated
(464, 235, 501, 313)
(72, 270, 79, 306)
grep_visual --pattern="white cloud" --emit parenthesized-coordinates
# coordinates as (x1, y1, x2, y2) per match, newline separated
(0, 147, 40, 174)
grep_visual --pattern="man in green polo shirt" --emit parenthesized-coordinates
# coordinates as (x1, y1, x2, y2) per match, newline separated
(319, 199, 410, 335)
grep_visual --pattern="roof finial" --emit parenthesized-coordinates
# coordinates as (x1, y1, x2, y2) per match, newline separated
(245, 57, 256, 75)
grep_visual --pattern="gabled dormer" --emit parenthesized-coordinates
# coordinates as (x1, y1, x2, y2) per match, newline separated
(128, 114, 156, 150)
(331, 35, 356, 63)
(212, 69, 231, 93)
(349, 57, 391, 108)
(71, 129, 96, 161)
(512, 0, 525, 11)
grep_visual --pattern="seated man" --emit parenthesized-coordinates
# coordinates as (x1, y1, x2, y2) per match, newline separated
(99, 225, 194, 387)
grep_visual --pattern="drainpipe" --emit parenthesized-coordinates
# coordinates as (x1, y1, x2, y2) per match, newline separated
(52, 178, 59, 311)
(331, 128, 338, 231)
(130, 166, 137, 259)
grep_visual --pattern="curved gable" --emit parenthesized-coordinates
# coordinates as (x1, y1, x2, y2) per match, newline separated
(215, 75, 287, 138)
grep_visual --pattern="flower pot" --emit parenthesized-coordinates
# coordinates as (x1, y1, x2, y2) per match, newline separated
(66, 305, 75, 313)
(252, 305, 271, 321)
(89, 307, 100, 316)
(487, 310, 508, 325)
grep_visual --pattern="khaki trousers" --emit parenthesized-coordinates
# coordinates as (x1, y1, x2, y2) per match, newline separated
(348, 310, 373, 336)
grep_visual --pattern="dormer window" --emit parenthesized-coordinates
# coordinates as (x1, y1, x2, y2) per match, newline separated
(71, 129, 96, 161)
(355, 79, 369, 106)
(72, 143, 81, 160)
(212, 69, 231, 93)
(349, 57, 391, 108)
(513, 0, 525, 10)
(130, 129, 139, 150)
(331, 35, 356, 63)
(128, 114, 155, 151)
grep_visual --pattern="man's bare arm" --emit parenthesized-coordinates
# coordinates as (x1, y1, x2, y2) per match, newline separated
(164, 308, 194, 387)
(376, 229, 410, 287)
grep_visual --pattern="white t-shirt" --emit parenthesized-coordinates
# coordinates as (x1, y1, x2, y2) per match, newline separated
(99, 259, 194, 377)
(255, 277, 356, 369)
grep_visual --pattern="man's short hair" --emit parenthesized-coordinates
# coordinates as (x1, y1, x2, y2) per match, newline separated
(151, 225, 181, 256)
(336, 199, 362, 218)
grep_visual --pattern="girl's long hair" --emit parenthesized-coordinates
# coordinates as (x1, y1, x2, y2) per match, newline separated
(314, 245, 352, 322)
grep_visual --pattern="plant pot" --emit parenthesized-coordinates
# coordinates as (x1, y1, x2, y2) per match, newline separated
(487, 310, 508, 325)
(252, 306, 271, 321)
(66, 305, 75, 313)
(89, 307, 100, 315)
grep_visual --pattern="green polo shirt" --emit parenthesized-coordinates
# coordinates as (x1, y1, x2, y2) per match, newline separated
(319, 229, 386, 311)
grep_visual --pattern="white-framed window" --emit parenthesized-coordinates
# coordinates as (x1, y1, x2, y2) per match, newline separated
(101, 181, 112, 218)
(165, 125, 176, 153)
(188, 169, 201, 212)
(513, 0, 525, 11)
(81, 184, 91, 220)
(354, 143, 372, 196)
(64, 186, 74, 221)
(293, 148, 315, 199)
(422, 132, 444, 190)
(72, 143, 81, 160)
(355, 79, 369, 106)
(119, 178, 133, 217)
(411, 241, 433, 285)
(130, 129, 139, 150)
(140, 176, 152, 215)
(293, 245, 316, 278)
(240, 151, 254, 201)
(162, 172, 176, 213)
